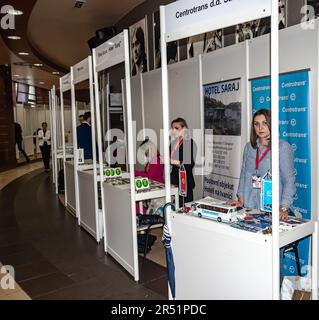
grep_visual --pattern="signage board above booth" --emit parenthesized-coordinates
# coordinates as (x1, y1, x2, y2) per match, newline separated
(163, 0, 272, 42)
(61, 73, 71, 93)
(94, 32, 125, 73)
(73, 57, 90, 85)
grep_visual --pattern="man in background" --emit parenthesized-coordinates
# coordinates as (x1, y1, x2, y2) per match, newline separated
(76, 111, 92, 160)
(78, 114, 85, 125)
(14, 122, 30, 163)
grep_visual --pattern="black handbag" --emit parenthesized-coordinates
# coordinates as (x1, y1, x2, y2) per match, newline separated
(137, 214, 164, 226)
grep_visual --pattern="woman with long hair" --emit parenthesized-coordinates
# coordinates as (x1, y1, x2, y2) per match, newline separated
(229, 109, 295, 220)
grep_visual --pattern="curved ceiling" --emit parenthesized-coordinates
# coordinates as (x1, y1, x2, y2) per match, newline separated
(28, 0, 145, 70)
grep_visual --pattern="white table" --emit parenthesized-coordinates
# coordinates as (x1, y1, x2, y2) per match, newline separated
(172, 212, 318, 300)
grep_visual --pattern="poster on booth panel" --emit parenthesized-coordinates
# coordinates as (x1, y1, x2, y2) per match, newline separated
(129, 17, 148, 77)
(203, 79, 242, 201)
(251, 70, 311, 276)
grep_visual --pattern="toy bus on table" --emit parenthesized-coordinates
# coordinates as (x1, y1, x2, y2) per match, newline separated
(188, 198, 238, 223)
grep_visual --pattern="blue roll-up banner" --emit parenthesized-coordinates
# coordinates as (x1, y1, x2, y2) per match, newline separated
(251, 70, 311, 276)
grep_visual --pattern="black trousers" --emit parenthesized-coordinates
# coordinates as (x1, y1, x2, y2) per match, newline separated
(40, 144, 51, 170)
(16, 141, 30, 162)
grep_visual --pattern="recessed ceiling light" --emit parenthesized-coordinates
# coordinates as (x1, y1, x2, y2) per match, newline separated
(34, 63, 43, 67)
(13, 74, 20, 77)
(6, 9, 23, 16)
(52, 71, 60, 75)
(39, 82, 45, 85)
(7, 35, 21, 40)
(18, 52, 29, 56)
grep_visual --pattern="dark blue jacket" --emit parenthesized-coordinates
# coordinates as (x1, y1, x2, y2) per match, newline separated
(77, 123, 93, 160)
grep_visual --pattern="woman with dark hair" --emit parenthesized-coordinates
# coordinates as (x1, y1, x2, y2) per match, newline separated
(131, 26, 147, 76)
(170, 118, 196, 205)
(38, 122, 51, 172)
(229, 109, 295, 220)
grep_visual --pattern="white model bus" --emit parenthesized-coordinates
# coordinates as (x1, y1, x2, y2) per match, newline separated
(190, 199, 238, 223)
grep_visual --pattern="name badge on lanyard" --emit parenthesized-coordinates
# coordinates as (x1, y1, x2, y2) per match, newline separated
(253, 146, 270, 189)
(179, 165, 187, 197)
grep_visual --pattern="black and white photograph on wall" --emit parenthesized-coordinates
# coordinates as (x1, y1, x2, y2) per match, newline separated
(153, 11, 178, 69)
(187, 34, 205, 59)
(279, 0, 287, 29)
(235, 19, 270, 43)
(203, 30, 223, 53)
(129, 17, 148, 76)
(307, 0, 319, 17)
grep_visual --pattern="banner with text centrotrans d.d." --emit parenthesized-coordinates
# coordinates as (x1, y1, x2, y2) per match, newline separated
(251, 70, 311, 276)
(203, 79, 242, 201)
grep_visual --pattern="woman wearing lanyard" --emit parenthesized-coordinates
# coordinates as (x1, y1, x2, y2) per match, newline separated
(229, 109, 296, 221)
(170, 118, 196, 206)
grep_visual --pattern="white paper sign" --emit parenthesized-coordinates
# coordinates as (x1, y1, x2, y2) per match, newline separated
(73, 57, 90, 84)
(77, 148, 84, 164)
(163, 0, 271, 42)
(94, 32, 125, 72)
(61, 73, 71, 92)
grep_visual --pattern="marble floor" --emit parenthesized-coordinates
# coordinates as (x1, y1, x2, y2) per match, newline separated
(0, 165, 168, 300)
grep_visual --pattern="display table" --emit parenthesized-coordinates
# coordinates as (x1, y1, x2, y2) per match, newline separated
(172, 212, 317, 300)
(65, 161, 76, 215)
(102, 178, 179, 278)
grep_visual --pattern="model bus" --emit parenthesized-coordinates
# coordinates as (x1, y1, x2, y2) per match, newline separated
(189, 199, 238, 223)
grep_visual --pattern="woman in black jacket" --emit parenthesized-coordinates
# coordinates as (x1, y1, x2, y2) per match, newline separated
(170, 118, 196, 206)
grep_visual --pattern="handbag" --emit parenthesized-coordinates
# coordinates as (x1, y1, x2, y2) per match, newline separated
(137, 214, 164, 226)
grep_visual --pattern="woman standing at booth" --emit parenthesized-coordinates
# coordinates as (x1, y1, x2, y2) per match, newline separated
(229, 109, 296, 221)
(170, 118, 196, 205)
(38, 122, 51, 172)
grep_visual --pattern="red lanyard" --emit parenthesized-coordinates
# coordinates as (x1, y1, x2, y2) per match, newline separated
(255, 146, 270, 171)
(171, 137, 183, 161)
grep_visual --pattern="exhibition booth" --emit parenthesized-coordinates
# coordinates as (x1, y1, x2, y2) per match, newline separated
(49, 0, 319, 300)
(157, 0, 318, 300)
(92, 30, 179, 282)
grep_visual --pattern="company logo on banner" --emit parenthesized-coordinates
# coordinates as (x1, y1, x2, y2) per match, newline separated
(251, 70, 311, 275)
(94, 32, 125, 72)
(163, 0, 271, 42)
(203, 79, 242, 201)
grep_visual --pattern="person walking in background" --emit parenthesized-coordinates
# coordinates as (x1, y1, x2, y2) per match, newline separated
(14, 122, 30, 163)
(38, 122, 51, 172)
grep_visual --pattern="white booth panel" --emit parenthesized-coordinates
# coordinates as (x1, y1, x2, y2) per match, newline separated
(168, 58, 203, 200)
(142, 69, 163, 151)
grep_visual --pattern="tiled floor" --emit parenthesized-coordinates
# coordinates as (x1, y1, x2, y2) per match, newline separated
(0, 167, 168, 300)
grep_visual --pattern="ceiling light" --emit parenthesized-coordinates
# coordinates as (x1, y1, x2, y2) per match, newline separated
(6, 9, 23, 16)
(52, 71, 60, 75)
(13, 74, 20, 77)
(39, 82, 45, 85)
(18, 52, 29, 56)
(7, 35, 21, 40)
(34, 63, 43, 67)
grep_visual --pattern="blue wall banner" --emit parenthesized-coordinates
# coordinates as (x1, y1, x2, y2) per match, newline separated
(251, 70, 311, 276)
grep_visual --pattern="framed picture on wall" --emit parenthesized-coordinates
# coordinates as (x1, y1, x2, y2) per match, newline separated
(187, 33, 205, 59)
(307, 0, 319, 18)
(235, 18, 270, 43)
(153, 10, 178, 69)
(129, 17, 148, 76)
(203, 30, 223, 53)
(279, 0, 287, 29)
